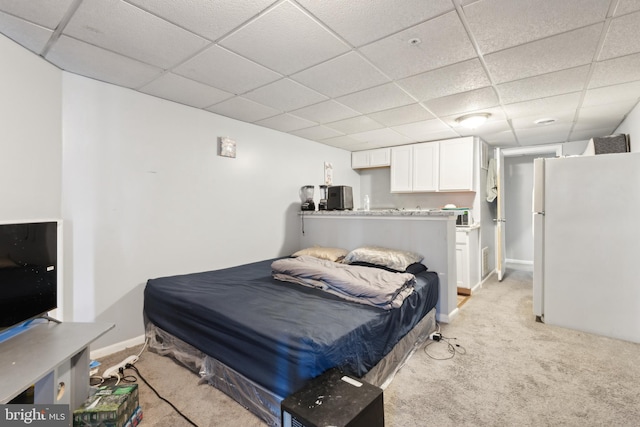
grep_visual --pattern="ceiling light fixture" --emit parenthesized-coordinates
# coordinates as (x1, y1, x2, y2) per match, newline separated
(534, 118, 556, 125)
(456, 113, 491, 129)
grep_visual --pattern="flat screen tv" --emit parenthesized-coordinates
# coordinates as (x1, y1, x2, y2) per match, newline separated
(0, 221, 58, 330)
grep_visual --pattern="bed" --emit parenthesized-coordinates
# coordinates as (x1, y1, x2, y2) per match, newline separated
(143, 247, 439, 426)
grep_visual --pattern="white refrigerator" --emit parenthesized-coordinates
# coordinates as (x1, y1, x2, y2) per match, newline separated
(532, 152, 640, 343)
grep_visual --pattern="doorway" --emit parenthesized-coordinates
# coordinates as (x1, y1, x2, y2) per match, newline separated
(495, 145, 562, 281)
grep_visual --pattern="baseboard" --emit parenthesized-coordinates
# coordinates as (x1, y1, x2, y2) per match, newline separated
(90, 334, 146, 360)
(480, 269, 496, 285)
(437, 307, 459, 324)
(506, 259, 533, 271)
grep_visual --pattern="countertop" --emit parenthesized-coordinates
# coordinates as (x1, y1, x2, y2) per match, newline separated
(299, 209, 455, 217)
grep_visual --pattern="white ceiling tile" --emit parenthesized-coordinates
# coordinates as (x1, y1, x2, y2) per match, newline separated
(463, 0, 610, 54)
(481, 129, 519, 146)
(515, 122, 572, 145)
(290, 125, 344, 141)
(349, 141, 393, 150)
(484, 24, 602, 84)
(173, 45, 281, 95)
(290, 100, 360, 123)
(64, 0, 209, 69)
(456, 119, 512, 139)
(368, 104, 435, 127)
(325, 115, 384, 134)
(0, 12, 53, 54)
(496, 66, 590, 105)
(614, 0, 640, 16)
(139, 73, 233, 109)
(336, 83, 415, 114)
(397, 58, 490, 102)
(126, 0, 277, 41)
(205, 96, 280, 122)
(296, 0, 454, 47)
(219, 1, 349, 75)
(46, 35, 162, 88)
(392, 119, 459, 141)
(359, 11, 477, 80)
(510, 110, 576, 130)
(577, 103, 633, 128)
(4, 0, 640, 151)
(582, 81, 640, 107)
(290, 51, 389, 97)
(503, 93, 581, 119)
(320, 135, 362, 149)
(599, 10, 640, 60)
(589, 52, 640, 88)
(349, 128, 413, 145)
(243, 78, 328, 111)
(0, 0, 75, 29)
(255, 113, 317, 132)
(569, 126, 617, 141)
(424, 87, 500, 117)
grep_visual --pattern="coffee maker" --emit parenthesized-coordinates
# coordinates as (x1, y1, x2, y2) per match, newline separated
(318, 185, 328, 210)
(300, 185, 315, 211)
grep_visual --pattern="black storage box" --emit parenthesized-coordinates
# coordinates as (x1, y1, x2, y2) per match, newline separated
(327, 185, 353, 210)
(281, 368, 384, 427)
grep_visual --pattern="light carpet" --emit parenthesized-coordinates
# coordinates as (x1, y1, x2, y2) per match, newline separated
(98, 269, 640, 426)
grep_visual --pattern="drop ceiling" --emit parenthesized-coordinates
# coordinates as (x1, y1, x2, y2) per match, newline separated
(1, 0, 639, 151)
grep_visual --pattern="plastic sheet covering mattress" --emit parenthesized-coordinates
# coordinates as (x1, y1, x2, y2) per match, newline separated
(144, 258, 438, 423)
(146, 309, 435, 427)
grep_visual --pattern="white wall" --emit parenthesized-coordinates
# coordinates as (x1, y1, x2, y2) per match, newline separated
(0, 35, 62, 220)
(61, 73, 359, 348)
(616, 101, 640, 152)
(359, 168, 476, 210)
(1, 32, 359, 350)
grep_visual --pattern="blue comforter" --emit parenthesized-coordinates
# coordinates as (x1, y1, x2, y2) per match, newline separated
(143, 258, 438, 398)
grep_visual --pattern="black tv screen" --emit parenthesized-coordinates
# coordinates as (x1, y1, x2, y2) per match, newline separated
(0, 221, 58, 330)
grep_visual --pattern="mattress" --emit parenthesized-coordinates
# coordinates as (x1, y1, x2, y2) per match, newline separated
(143, 258, 439, 399)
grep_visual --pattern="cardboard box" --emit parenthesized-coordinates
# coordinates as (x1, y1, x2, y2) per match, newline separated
(73, 385, 139, 427)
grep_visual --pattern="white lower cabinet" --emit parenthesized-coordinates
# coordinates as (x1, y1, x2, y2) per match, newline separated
(456, 226, 480, 293)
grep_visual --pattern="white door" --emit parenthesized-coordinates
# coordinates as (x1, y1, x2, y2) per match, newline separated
(495, 148, 506, 281)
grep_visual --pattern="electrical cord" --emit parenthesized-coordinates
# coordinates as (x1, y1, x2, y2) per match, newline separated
(423, 330, 466, 360)
(124, 363, 199, 427)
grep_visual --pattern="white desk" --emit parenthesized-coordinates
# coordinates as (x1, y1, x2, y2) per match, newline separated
(0, 321, 114, 410)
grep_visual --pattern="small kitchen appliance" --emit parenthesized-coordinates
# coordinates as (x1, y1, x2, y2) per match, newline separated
(318, 185, 328, 210)
(442, 205, 472, 226)
(327, 186, 353, 210)
(300, 185, 315, 211)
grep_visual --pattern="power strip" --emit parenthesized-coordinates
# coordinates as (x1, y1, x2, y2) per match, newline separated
(102, 355, 139, 379)
(429, 332, 442, 341)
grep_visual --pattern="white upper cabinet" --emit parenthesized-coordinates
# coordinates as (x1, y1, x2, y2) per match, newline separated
(351, 148, 390, 169)
(390, 145, 413, 191)
(412, 142, 439, 192)
(439, 137, 474, 191)
(390, 137, 475, 193)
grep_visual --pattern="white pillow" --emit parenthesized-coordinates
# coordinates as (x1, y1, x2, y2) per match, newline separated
(291, 246, 348, 262)
(344, 246, 423, 271)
